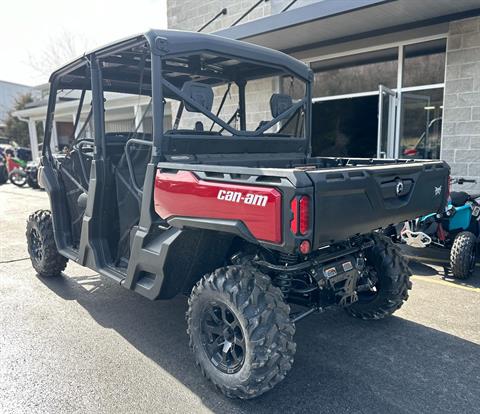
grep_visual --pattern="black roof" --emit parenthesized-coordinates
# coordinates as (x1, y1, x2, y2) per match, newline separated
(50, 29, 312, 86)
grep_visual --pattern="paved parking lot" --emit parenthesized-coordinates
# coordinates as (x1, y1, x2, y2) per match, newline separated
(1, 183, 479, 414)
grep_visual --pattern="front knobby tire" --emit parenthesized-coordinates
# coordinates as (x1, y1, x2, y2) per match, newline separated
(450, 231, 477, 280)
(26, 210, 68, 277)
(346, 233, 412, 320)
(187, 265, 296, 399)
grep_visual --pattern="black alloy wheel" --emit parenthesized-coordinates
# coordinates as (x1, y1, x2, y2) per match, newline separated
(187, 265, 295, 399)
(201, 301, 245, 374)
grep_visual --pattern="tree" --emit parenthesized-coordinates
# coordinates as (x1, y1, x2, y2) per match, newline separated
(3, 93, 42, 148)
(28, 30, 89, 79)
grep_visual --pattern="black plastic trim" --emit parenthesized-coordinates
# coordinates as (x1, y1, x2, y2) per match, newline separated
(167, 217, 258, 244)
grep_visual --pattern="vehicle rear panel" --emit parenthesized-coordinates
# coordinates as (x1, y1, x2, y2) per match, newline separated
(153, 159, 449, 254)
(306, 161, 449, 248)
(154, 170, 282, 243)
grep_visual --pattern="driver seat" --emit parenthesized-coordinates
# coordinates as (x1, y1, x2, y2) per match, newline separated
(450, 191, 470, 207)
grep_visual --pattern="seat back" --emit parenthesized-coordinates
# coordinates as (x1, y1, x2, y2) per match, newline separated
(451, 191, 470, 207)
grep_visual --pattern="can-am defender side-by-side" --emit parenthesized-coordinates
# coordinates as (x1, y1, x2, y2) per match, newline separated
(26, 30, 450, 399)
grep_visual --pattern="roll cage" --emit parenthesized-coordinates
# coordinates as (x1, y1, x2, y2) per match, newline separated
(42, 30, 313, 164)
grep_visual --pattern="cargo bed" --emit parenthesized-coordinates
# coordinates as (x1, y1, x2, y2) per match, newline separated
(304, 157, 450, 248)
(157, 156, 450, 251)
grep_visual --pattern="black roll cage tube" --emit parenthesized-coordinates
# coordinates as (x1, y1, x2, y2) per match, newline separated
(43, 77, 59, 161)
(210, 82, 231, 131)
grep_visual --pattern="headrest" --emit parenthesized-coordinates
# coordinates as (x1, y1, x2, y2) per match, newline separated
(181, 81, 214, 113)
(270, 93, 293, 118)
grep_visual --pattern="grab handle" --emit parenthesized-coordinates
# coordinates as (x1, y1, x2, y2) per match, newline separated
(124, 138, 153, 195)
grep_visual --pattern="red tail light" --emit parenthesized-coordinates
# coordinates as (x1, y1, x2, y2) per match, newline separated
(299, 240, 311, 254)
(290, 197, 298, 234)
(299, 196, 310, 235)
(291, 195, 310, 235)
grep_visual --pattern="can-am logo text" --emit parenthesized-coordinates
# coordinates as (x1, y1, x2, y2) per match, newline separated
(217, 189, 268, 207)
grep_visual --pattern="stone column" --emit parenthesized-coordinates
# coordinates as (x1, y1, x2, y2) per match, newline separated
(51, 121, 59, 153)
(134, 104, 145, 133)
(28, 119, 39, 162)
(441, 16, 480, 192)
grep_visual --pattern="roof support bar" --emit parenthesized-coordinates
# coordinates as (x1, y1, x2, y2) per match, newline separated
(198, 8, 227, 32)
(151, 51, 164, 160)
(90, 54, 106, 160)
(281, 0, 297, 12)
(231, 0, 269, 27)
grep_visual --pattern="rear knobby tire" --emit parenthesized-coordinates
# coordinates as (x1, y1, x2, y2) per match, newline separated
(450, 231, 477, 280)
(187, 265, 296, 399)
(26, 210, 68, 277)
(346, 233, 412, 320)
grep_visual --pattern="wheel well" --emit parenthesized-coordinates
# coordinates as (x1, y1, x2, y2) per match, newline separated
(161, 229, 237, 298)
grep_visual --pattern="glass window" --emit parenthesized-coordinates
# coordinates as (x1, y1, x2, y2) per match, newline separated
(311, 96, 379, 158)
(399, 88, 443, 159)
(310, 48, 398, 97)
(402, 39, 446, 87)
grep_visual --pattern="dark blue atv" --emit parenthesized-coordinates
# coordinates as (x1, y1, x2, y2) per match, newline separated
(392, 178, 479, 279)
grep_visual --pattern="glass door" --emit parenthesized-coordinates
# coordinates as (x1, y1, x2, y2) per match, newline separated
(399, 90, 442, 159)
(377, 85, 397, 158)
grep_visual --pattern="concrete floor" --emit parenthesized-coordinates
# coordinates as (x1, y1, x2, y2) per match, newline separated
(0, 183, 479, 414)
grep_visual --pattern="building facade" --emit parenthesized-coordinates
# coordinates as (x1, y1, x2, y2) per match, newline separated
(0, 80, 32, 132)
(168, 0, 480, 190)
(15, 0, 480, 192)
(14, 88, 168, 162)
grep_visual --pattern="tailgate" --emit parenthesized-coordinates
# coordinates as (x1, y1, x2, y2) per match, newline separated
(306, 161, 449, 247)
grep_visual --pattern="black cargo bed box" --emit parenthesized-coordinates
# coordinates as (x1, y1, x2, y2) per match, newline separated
(305, 159, 449, 248)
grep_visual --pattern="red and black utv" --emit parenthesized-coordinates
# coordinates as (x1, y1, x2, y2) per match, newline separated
(26, 30, 449, 399)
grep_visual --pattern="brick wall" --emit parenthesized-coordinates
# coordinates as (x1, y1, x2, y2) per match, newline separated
(167, 0, 278, 131)
(167, 0, 323, 31)
(167, 0, 272, 33)
(442, 16, 480, 192)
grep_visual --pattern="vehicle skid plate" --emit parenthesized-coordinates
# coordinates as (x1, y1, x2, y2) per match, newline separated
(153, 170, 282, 243)
(315, 255, 361, 306)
